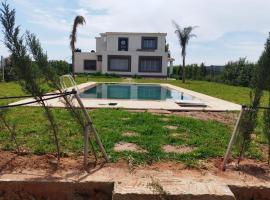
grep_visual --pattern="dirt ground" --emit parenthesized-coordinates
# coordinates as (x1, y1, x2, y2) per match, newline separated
(171, 111, 239, 128)
(0, 151, 269, 183)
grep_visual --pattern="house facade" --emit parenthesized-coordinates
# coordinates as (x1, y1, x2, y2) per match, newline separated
(74, 32, 169, 77)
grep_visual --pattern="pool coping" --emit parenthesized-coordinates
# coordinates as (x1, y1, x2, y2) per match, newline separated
(10, 82, 242, 111)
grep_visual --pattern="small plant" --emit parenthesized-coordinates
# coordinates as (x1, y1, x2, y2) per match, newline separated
(147, 177, 169, 200)
(263, 100, 270, 164)
(236, 33, 270, 164)
(0, 2, 61, 160)
(0, 108, 20, 153)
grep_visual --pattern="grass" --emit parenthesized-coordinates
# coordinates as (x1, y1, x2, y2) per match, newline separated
(0, 107, 261, 166)
(0, 77, 268, 166)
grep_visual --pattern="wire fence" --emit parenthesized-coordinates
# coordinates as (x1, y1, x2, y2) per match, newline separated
(0, 90, 76, 109)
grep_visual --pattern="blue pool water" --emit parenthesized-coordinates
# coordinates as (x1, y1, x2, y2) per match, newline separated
(80, 83, 196, 101)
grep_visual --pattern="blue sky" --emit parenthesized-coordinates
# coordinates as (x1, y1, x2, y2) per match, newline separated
(0, 0, 269, 65)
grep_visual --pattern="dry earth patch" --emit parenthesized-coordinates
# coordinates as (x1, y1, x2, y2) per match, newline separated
(114, 142, 147, 153)
(162, 145, 196, 154)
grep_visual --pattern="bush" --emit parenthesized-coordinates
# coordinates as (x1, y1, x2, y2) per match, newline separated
(49, 60, 71, 75)
(171, 59, 256, 87)
(222, 58, 255, 87)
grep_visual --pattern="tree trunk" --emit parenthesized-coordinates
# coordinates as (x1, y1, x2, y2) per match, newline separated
(72, 51, 75, 79)
(182, 56, 186, 83)
(238, 139, 246, 164)
(39, 98, 60, 161)
(268, 146, 270, 165)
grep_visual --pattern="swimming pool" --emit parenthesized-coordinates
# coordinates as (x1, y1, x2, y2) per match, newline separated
(80, 83, 197, 101)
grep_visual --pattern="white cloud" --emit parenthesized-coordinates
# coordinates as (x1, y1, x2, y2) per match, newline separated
(75, 0, 270, 64)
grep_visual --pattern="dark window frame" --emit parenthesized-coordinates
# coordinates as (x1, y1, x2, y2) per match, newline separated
(107, 55, 131, 72)
(84, 60, 97, 71)
(97, 55, 102, 61)
(118, 37, 129, 51)
(138, 56, 162, 73)
(141, 37, 158, 50)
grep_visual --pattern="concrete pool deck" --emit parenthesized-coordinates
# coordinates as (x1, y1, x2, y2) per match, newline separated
(10, 82, 241, 111)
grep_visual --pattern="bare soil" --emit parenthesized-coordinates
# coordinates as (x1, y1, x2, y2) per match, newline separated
(172, 111, 239, 128)
(1, 151, 269, 178)
(113, 142, 147, 153)
(162, 145, 196, 154)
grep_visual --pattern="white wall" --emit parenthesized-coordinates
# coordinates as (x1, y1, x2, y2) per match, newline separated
(75, 33, 168, 77)
(74, 52, 98, 73)
(99, 33, 168, 77)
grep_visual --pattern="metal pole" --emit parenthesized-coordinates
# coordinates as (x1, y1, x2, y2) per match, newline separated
(221, 106, 245, 171)
(73, 90, 109, 162)
(1, 56, 4, 82)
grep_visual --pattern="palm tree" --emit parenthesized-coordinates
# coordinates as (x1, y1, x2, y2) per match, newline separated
(70, 16, 86, 78)
(173, 21, 197, 83)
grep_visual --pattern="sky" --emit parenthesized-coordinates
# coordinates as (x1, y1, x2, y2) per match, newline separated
(0, 0, 269, 65)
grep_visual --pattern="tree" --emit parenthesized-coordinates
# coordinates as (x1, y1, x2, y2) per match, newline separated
(49, 60, 70, 75)
(199, 62, 207, 79)
(236, 36, 269, 164)
(0, 2, 61, 160)
(70, 16, 85, 78)
(173, 21, 197, 83)
(259, 33, 270, 164)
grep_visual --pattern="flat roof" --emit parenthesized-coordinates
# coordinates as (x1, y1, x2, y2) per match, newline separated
(100, 32, 167, 36)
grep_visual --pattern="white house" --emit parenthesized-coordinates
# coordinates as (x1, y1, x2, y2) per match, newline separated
(74, 32, 172, 77)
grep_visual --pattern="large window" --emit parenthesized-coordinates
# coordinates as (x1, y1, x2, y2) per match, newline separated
(141, 37, 157, 50)
(108, 55, 131, 72)
(118, 37, 128, 51)
(139, 56, 162, 73)
(84, 60, 96, 70)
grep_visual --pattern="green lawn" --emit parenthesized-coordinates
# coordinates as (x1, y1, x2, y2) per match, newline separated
(0, 77, 268, 165)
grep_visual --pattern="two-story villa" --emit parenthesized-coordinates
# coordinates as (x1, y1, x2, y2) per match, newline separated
(74, 32, 170, 77)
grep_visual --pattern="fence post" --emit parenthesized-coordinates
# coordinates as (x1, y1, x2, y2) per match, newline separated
(84, 124, 90, 167)
(73, 90, 109, 162)
(221, 105, 245, 171)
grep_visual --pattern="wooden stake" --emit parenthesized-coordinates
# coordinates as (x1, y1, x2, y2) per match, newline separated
(74, 90, 109, 162)
(221, 106, 245, 171)
(83, 124, 90, 167)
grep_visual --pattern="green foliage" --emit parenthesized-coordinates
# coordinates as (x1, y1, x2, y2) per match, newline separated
(263, 95, 270, 164)
(235, 34, 270, 163)
(0, 2, 61, 160)
(260, 34, 270, 163)
(171, 63, 210, 81)
(0, 57, 17, 81)
(222, 58, 255, 87)
(49, 60, 71, 75)
(171, 58, 256, 88)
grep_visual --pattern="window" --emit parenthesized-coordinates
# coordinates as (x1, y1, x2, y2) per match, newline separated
(118, 38, 128, 51)
(97, 55, 102, 61)
(139, 56, 162, 73)
(84, 60, 96, 70)
(108, 55, 131, 72)
(141, 37, 157, 49)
